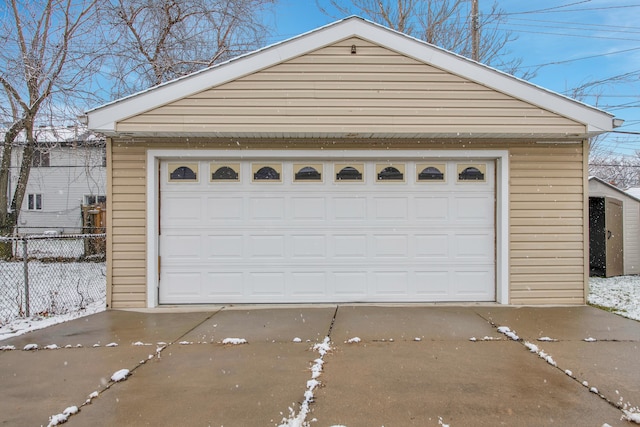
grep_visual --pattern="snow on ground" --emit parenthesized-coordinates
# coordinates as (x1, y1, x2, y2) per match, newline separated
(0, 299, 105, 341)
(589, 276, 640, 321)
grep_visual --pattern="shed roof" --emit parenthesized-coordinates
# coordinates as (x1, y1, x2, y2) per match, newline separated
(589, 176, 640, 204)
(86, 16, 619, 138)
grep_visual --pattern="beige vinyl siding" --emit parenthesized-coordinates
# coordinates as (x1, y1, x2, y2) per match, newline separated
(509, 143, 586, 304)
(109, 142, 148, 307)
(116, 38, 585, 137)
(107, 139, 587, 308)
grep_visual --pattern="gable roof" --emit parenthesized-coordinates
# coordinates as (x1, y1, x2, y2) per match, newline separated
(86, 16, 619, 138)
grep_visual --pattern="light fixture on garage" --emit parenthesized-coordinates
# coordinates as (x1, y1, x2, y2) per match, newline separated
(351, 44, 357, 54)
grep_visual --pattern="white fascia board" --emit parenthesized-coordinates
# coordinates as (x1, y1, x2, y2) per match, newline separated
(88, 16, 615, 134)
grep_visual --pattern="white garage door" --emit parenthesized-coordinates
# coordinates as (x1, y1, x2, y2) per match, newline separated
(159, 159, 495, 303)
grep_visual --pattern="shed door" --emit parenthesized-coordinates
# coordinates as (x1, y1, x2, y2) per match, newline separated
(605, 197, 624, 277)
(158, 159, 496, 303)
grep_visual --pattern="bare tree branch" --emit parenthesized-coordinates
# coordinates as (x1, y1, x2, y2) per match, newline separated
(102, 0, 276, 96)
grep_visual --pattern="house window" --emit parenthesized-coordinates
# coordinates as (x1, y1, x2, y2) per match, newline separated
(336, 164, 363, 181)
(418, 165, 445, 182)
(168, 163, 199, 182)
(84, 195, 106, 205)
(28, 194, 42, 210)
(252, 164, 282, 182)
(294, 164, 322, 182)
(377, 164, 405, 181)
(211, 164, 240, 181)
(32, 149, 50, 167)
(457, 164, 486, 182)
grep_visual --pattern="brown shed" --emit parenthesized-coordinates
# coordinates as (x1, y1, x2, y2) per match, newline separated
(85, 17, 619, 308)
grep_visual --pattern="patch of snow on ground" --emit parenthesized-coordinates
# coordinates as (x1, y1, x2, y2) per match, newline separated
(293, 337, 302, 343)
(47, 406, 78, 427)
(23, 343, 38, 351)
(222, 338, 247, 345)
(538, 337, 557, 342)
(584, 337, 597, 342)
(497, 326, 520, 341)
(0, 299, 105, 341)
(278, 337, 332, 427)
(111, 369, 130, 382)
(589, 276, 640, 321)
(346, 337, 361, 344)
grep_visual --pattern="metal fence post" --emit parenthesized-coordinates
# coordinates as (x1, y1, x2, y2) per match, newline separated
(23, 238, 29, 317)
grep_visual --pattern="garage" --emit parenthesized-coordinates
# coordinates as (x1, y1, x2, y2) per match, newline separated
(86, 17, 618, 308)
(159, 157, 495, 303)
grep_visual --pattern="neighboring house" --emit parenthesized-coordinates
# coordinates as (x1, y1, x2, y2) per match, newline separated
(7, 126, 106, 234)
(86, 17, 620, 309)
(588, 176, 640, 277)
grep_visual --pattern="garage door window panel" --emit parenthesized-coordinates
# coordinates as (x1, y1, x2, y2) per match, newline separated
(335, 164, 364, 182)
(211, 163, 240, 182)
(252, 164, 282, 182)
(294, 164, 323, 182)
(457, 164, 486, 182)
(169, 163, 199, 182)
(417, 164, 446, 182)
(376, 164, 405, 182)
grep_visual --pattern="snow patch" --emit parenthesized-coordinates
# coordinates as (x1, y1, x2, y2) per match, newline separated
(537, 337, 558, 342)
(106, 342, 118, 347)
(278, 337, 332, 427)
(23, 343, 38, 351)
(0, 345, 16, 351)
(589, 276, 640, 321)
(565, 369, 573, 377)
(293, 337, 302, 343)
(524, 342, 539, 353)
(584, 337, 597, 342)
(110, 369, 130, 382)
(346, 337, 361, 344)
(222, 338, 247, 345)
(623, 410, 640, 424)
(178, 341, 193, 345)
(47, 406, 78, 426)
(45, 344, 59, 350)
(497, 326, 520, 341)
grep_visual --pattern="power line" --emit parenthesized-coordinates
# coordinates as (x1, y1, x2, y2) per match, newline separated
(505, 4, 640, 16)
(521, 46, 640, 69)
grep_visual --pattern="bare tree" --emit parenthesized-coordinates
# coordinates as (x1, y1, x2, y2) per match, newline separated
(0, 0, 99, 257)
(101, 0, 276, 97)
(317, 0, 523, 73)
(589, 154, 640, 189)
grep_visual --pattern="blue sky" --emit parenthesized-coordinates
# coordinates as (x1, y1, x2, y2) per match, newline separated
(264, 0, 640, 157)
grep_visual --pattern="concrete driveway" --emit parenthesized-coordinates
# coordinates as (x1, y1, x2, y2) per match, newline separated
(1, 305, 639, 426)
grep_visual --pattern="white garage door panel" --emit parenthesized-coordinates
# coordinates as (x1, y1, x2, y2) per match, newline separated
(159, 160, 495, 303)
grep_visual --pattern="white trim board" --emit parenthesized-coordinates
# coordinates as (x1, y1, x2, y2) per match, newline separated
(145, 149, 510, 307)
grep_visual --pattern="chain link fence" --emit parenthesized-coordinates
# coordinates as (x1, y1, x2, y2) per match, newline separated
(0, 233, 106, 326)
